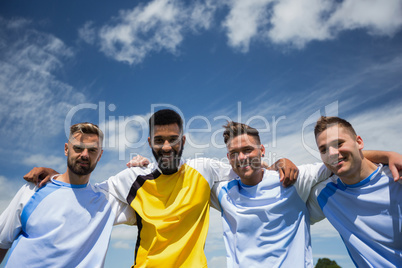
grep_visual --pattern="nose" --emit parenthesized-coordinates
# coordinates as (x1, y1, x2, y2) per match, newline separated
(162, 140, 172, 151)
(81, 148, 89, 159)
(328, 146, 339, 156)
(238, 151, 248, 160)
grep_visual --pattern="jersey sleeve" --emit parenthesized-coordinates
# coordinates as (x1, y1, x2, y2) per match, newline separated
(94, 185, 137, 226)
(96, 164, 156, 205)
(294, 163, 332, 202)
(307, 182, 327, 224)
(210, 181, 225, 212)
(187, 158, 237, 189)
(0, 183, 37, 249)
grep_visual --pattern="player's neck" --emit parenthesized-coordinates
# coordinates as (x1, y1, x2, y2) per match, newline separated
(57, 170, 90, 185)
(340, 159, 378, 185)
(240, 168, 264, 186)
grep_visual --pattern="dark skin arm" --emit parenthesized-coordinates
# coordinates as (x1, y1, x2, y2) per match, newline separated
(23, 167, 58, 187)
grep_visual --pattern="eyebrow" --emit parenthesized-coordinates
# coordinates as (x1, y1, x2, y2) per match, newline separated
(72, 144, 99, 149)
(229, 145, 255, 152)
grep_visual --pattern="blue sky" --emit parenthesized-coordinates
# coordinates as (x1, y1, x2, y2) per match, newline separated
(1, 0, 402, 267)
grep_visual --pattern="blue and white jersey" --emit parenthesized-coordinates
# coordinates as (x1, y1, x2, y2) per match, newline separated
(308, 164, 402, 267)
(211, 163, 330, 268)
(0, 177, 135, 268)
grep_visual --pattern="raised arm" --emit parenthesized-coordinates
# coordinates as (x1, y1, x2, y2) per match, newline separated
(363, 150, 402, 181)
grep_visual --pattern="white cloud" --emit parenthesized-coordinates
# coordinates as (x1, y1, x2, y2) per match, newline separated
(22, 154, 66, 172)
(268, 0, 334, 48)
(110, 224, 137, 249)
(111, 241, 134, 250)
(85, 0, 402, 62)
(97, 0, 219, 64)
(223, 0, 402, 50)
(98, 0, 186, 64)
(208, 256, 227, 268)
(78, 21, 96, 45)
(222, 0, 274, 52)
(0, 17, 86, 152)
(328, 0, 402, 37)
(111, 224, 138, 240)
(311, 218, 339, 238)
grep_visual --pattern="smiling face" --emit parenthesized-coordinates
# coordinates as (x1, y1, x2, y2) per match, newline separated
(227, 134, 265, 185)
(316, 124, 364, 182)
(148, 123, 185, 174)
(65, 132, 103, 176)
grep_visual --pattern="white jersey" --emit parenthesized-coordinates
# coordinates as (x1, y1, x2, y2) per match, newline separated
(0, 177, 135, 267)
(211, 163, 330, 268)
(308, 164, 402, 267)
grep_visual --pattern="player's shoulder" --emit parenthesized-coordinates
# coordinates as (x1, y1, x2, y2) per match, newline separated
(379, 164, 393, 178)
(263, 168, 279, 176)
(111, 163, 157, 180)
(185, 157, 227, 170)
(17, 182, 38, 199)
(262, 169, 281, 182)
(311, 174, 338, 193)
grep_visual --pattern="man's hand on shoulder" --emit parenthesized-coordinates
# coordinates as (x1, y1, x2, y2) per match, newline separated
(126, 155, 150, 168)
(267, 158, 299, 187)
(387, 152, 402, 182)
(23, 167, 58, 188)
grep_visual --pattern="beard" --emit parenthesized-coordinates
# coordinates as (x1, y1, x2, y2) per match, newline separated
(67, 157, 97, 176)
(152, 144, 184, 175)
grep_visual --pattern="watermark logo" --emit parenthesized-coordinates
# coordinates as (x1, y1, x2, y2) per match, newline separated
(64, 102, 289, 161)
(301, 101, 339, 161)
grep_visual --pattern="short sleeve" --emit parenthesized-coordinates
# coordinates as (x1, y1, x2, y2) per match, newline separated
(0, 183, 37, 249)
(210, 181, 225, 212)
(96, 164, 156, 205)
(187, 158, 237, 189)
(294, 163, 332, 202)
(307, 183, 327, 224)
(93, 184, 137, 226)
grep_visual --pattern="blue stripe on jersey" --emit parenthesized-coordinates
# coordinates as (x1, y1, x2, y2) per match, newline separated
(317, 166, 380, 209)
(317, 181, 339, 209)
(345, 166, 380, 188)
(218, 179, 239, 203)
(20, 183, 60, 234)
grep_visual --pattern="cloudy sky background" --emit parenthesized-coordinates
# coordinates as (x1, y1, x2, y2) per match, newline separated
(1, 0, 402, 267)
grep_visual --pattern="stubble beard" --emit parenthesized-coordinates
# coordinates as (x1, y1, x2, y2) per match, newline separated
(67, 157, 96, 176)
(153, 145, 184, 175)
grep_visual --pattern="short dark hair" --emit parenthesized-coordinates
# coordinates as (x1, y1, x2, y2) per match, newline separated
(223, 121, 261, 145)
(69, 122, 104, 145)
(149, 109, 183, 136)
(314, 116, 357, 138)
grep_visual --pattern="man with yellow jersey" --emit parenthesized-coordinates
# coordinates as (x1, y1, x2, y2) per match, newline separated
(98, 109, 236, 267)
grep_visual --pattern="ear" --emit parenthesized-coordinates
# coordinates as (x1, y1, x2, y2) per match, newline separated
(97, 150, 104, 162)
(64, 143, 68, 156)
(356, 135, 364, 150)
(182, 135, 186, 146)
(227, 152, 230, 161)
(260, 144, 266, 157)
(148, 137, 152, 148)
